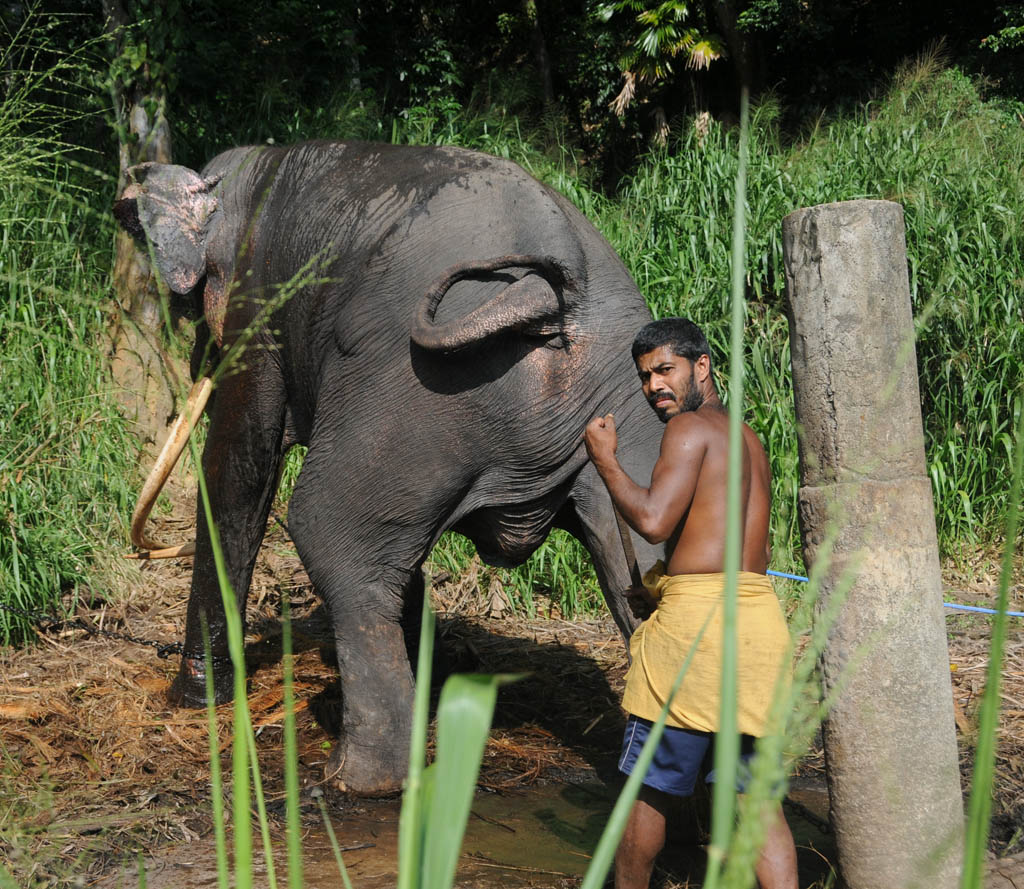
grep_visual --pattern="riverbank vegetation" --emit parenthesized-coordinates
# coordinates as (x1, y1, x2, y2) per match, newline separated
(2, 7, 1022, 635)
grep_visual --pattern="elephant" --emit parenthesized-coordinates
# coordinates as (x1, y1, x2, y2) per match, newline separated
(113, 140, 668, 795)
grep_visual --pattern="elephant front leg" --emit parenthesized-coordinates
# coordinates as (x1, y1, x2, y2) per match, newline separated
(168, 369, 286, 708)
(167, 506, 257, 708)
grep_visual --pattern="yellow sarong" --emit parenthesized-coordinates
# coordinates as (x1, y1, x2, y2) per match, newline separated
(620, 563, 791, 737)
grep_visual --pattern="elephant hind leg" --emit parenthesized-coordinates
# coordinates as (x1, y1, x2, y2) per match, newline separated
(289, 481, 423, 794)
(324, 615, 414, 796)
(310, 573, 416, 797)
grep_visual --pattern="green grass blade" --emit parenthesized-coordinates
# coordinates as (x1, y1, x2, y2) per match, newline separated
(397, 570, 437, 889)
(191, 435, 252, 888)
(245, 710, 278, 889)
(421, 672, 523, 889)
(203, 623, 230, 889)
(316, 793, 355, 889)
(704, 86, 751, 889)
(229, 620, 252, 882)
(282, 599, 304, 889)
(960, 403, 1024, 887)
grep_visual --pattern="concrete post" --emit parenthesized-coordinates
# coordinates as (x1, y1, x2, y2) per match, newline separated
(782, 200, 963, 888)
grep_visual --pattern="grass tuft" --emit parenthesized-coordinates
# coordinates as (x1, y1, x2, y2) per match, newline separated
(0, 8, 136, 644)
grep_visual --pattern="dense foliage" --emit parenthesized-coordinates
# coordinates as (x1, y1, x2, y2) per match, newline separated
(0, 22, 136, 644)
(19, 0, 1024, 178)
(1, 5, 1022, 634)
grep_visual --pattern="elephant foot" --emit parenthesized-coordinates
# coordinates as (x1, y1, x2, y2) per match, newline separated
(166, 655, 235, 708)
(327, 733, 407, 797)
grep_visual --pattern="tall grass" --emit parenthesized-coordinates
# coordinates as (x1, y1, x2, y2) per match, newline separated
(426, 529, 605, 618)
(601, 58, 1022, 563)
(0, 13, 136, 644)
(423, 57, 1023, 616)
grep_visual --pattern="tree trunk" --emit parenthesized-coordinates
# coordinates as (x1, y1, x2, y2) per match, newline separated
(783, 200, 963, 889)
(102, 0, 182, 445)
(524, 0, 555, 108)
(707, 0, 762, 97)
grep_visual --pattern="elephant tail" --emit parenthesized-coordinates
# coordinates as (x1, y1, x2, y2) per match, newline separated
(124, 376, 212, 560)
(410, 254, 575, 353)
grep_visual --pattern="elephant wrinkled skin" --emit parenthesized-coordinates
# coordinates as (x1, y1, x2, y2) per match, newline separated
(114, 141, 667, 795)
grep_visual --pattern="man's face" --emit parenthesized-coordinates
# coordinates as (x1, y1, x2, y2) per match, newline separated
(636, 345, 702, 422)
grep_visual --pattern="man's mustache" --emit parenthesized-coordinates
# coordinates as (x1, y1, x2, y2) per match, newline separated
(648, 390, 676, 408)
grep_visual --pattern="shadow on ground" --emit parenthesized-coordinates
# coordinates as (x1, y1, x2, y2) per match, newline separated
(237, 601, 837, 889)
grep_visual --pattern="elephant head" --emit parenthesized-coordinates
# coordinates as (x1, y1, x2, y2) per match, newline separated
(114, 162, 222, 296)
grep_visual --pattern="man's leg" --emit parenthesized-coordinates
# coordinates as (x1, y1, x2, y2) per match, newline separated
(615, 785, 673, 889)
(752, 802, 798, 889)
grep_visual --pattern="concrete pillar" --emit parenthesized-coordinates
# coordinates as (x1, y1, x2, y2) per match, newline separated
(782, 200, 963, 889)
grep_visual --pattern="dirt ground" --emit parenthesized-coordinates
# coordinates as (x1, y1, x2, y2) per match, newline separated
(1, 505, 1023, 888)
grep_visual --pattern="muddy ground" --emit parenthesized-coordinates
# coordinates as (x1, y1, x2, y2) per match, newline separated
(1, 504, 1023, 888)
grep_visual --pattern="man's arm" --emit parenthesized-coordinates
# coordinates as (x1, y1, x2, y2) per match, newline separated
(584, 413, 706, 544)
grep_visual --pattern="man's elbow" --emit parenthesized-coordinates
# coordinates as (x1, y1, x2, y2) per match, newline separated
(633, 511, 672, 544)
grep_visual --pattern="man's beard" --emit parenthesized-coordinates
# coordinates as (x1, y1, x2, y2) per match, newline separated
(680, 381, 703, 412)
(649, 367, 702, 421)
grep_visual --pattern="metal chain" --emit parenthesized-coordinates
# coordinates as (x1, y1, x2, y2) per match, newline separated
(0, 599, 188, 660)
(783, 794, 832, 835)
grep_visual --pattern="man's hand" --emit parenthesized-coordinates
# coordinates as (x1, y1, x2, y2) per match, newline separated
(624, 586, 656, 620)
(584, 413, 617, 464)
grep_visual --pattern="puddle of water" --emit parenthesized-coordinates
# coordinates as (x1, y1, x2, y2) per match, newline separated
(101, 780, 835, 888)
(102, 783, 614, 889)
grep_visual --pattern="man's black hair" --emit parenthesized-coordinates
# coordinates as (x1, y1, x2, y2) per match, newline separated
(631, 317, 713, 369)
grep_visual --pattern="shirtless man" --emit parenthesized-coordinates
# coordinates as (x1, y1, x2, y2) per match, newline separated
(584, 318, 797, 889)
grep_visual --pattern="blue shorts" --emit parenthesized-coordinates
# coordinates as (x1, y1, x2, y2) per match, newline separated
(618, 715, 757, 797)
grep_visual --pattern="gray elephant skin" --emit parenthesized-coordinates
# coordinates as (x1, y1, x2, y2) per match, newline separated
(113, 140, 667, 795)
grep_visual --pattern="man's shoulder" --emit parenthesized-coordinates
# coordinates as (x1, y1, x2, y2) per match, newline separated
(741, 421, 770, 458)
(664, 411, 705, 431)
(663, 410, 719, 443)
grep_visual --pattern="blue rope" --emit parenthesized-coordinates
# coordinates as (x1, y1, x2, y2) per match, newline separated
(766, 570, 1023, 618)
(942, 602, 1024, 618)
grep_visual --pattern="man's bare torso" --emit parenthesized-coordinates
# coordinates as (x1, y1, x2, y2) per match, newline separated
(659, 404, 771, 576)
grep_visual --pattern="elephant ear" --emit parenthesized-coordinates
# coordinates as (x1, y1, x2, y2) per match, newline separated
(113, 162, 220, 295)
(411, 255, 575, 353)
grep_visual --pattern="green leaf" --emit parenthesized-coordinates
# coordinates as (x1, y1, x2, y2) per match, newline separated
(419, 672, 523, 889)
(397, 579, 436, 889)
(0, 862, 18, 889)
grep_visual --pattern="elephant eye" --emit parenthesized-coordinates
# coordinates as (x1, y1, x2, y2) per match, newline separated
(532, 329, 571, 350)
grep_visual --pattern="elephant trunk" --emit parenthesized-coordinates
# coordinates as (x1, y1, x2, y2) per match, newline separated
(410, 254, 574, 352)
(125, 376, 213, 560)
